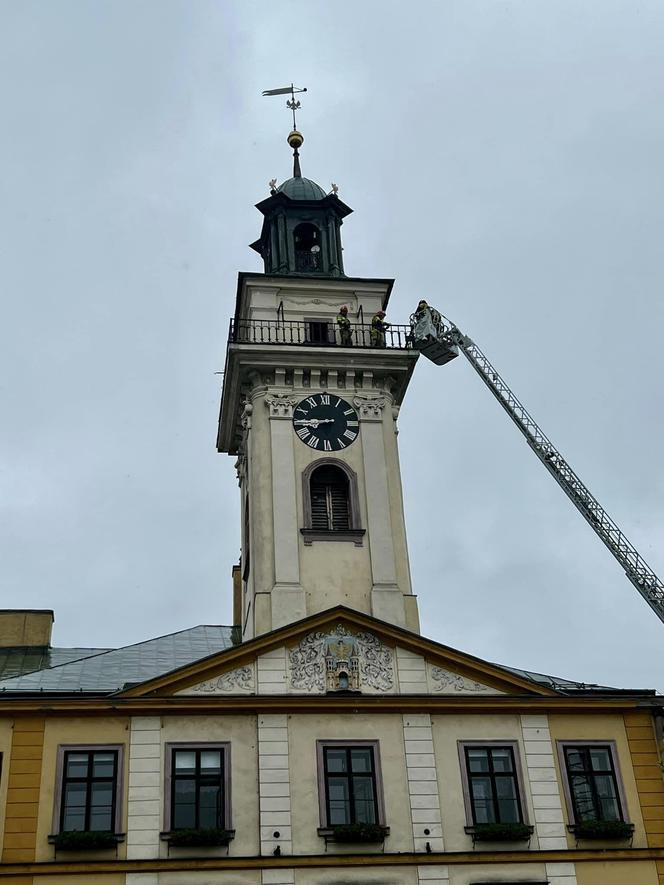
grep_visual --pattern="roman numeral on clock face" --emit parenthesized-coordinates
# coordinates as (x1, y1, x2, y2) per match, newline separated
(320, 394, 330, 405)
(296, 427, 310, 440)
(343, 430, 357, 441)
(307, 436, 320, 448)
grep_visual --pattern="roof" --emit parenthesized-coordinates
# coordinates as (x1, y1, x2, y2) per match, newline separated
(0, 625, 236, 694)
(0, 646, 111, 680)
(277, 176, 327, 200)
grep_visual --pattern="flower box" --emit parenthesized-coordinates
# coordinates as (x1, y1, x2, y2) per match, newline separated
(466, 822, 534, 842)
(50, 831, 122, 851)
(319, 823, 389, 843)
(164, 827, 235, 847)
(570, 820, 634, 841)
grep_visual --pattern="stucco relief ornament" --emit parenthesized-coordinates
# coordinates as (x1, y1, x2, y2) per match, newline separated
(188, 666, 255, 695)
(266, 393, 297, 419)
(430, 666, 488, 694)
(288, 624, 393, 692)
(353, 395, 386, 420)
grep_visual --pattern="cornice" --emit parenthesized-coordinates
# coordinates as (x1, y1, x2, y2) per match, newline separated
(0, 694, 649, 717)
(1, 846, 663, 877)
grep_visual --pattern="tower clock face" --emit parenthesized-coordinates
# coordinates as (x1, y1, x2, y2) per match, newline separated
(292, 393, 359, 451)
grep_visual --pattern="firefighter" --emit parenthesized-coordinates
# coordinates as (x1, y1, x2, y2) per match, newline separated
(336, 305, 353, 346)
(371, 310, 390, 347)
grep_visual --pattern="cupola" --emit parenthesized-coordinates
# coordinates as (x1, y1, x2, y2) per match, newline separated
(249, 129, 352, 277)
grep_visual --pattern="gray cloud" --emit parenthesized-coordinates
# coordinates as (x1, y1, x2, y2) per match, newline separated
(0, 0, 662, 691)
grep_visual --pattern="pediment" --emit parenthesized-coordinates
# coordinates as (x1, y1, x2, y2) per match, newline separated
(119, 607, 555, 699)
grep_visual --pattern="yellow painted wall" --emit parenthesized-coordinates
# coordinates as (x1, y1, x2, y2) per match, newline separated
(623, 711, 664, 856)
(161, 714, 259, 858)
(548, 712, 647, 849)
(288, 712, 413, 854)
(35, 716, 129, 862)
(2, 717, 45, 864)
(0, 716, 14, 857)
(576, 859, 658, 885)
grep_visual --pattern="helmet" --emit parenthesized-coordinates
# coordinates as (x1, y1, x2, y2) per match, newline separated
(377, 310, 386, 317)
(339, 306, 348, 314)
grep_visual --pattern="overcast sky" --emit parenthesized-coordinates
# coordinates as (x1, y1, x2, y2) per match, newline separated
(1, 1, 662, 691)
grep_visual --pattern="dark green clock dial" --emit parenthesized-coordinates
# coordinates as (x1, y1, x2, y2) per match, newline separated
(292, 393, 359, 451)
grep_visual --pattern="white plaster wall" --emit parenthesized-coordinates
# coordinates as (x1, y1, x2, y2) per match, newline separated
(448, 862, 549, 884)
(126, 717, 162, 860)
(397, 648, 428, 693)
(288, 712, 413, 855)
(257, 648, 287, 694)
(418, 865, 449, 885)
(520, 713, 569, 851)
(431, 712, 538, 852)
(160, 714, 259, 858)
(258, 714, 293, 857)
(403, 714, 444, 853)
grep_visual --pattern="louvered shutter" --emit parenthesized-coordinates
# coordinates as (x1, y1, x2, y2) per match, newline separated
(309, 466, 351, 531)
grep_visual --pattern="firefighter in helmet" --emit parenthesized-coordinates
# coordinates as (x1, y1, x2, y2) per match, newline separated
(336, 305, 353, 346)
(371, 310, 390, 347)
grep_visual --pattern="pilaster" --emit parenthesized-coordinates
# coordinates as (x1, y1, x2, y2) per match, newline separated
(265, 393, 305, 630)
(355, 393, 405, 627)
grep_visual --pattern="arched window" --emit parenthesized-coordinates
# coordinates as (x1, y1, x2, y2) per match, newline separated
(301, 459, 365, 546)
(293, 222, 321, 272)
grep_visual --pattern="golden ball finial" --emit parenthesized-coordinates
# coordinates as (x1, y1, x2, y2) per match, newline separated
(287, 129, 304, 149)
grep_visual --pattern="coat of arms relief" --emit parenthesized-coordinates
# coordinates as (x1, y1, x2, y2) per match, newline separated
(288, 624, 394, 693)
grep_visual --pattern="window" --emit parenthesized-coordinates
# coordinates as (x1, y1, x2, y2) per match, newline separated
(301, 460, 364, 545)
(53, 746, 123, 834)
(311, 466, 350, 530)
(459, 742, 526, 825)
(317, 741, 385, 827)
(306, 320, 332, 344)
(165, 743, 230, 832)
(294, 223, 321, 272)
(560, 743, 625, 823)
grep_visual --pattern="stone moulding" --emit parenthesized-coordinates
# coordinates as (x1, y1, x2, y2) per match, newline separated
(430, 666, 497, 695)
(180, 665, 256, 695)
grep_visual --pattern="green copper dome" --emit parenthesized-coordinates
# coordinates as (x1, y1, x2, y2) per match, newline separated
(277, 176, 327, 201)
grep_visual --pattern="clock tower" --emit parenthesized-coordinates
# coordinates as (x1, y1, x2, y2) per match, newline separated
(218, 129, 421, 640)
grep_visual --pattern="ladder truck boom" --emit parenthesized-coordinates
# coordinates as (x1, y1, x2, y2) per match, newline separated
(410, 304, 664, 624)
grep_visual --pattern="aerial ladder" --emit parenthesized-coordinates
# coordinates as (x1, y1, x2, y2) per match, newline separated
(409, 302, 664, 624)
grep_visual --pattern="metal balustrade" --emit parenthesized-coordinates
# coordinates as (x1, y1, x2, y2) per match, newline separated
(228, 319, 413, 350)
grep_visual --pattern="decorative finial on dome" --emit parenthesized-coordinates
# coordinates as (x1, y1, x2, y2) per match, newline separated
(331, 183, 339, 195)
(262, 83, 308, 179)
(287, 129, 304, 178)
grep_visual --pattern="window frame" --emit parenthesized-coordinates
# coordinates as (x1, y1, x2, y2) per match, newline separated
(556, 739, 629, 826)
(163, 742, 231, 834)
(316, 740, 386, 829)
(301, 458, 365, 546)
(457, 740, 530, 827)
(52, 744, 124, 836)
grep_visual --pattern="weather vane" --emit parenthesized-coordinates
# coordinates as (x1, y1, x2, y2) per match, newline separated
(262, 84, 308, 179)
(262, 84, 307, 130)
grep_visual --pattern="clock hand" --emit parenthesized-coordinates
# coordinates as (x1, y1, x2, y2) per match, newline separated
(293, 418, 336, 427)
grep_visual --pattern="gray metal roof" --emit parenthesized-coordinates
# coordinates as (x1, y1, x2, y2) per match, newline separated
(0, 646, 112, 680)
(0, 626, 235, 694)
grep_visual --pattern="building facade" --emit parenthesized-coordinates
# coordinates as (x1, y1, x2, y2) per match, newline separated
(1, 134, 663, 885)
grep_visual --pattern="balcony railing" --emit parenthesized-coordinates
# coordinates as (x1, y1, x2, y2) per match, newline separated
(229, 319, 413, 350)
